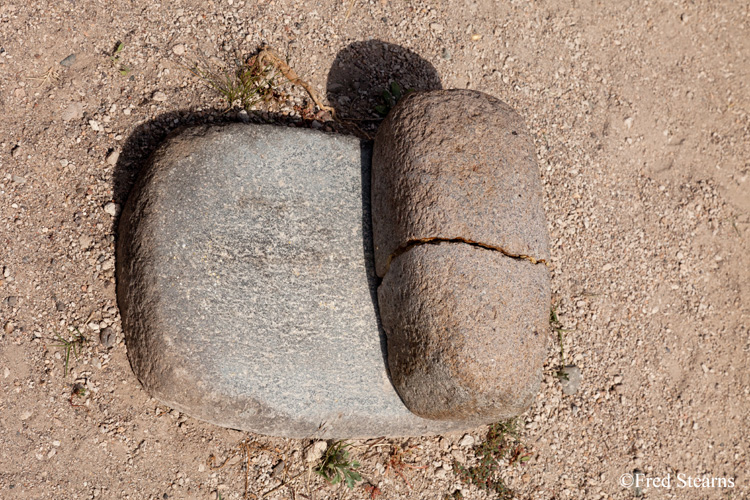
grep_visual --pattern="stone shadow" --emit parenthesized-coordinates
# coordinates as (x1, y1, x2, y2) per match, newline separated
(326, 40, 443, 124)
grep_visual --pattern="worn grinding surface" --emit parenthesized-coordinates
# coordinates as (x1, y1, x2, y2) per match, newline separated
(116, 123, 481, 438)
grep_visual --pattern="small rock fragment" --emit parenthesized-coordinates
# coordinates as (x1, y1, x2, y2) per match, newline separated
(559, 365, 582, 395)
(59, 54, 76, 67)
(79, 234, 93, 249)
(62, 102, 84, 122)
(458, 434, 475, 448)
(271, 460, 285, 478)
(11, 146, 21, 159)
(99, 327, 116, 348)
(12, 175, 25, 184)
(172, 44, 186, 56)
(103, 202, 119, 217)
(305, 441, 328, 463)
(89, 120, 101, 132)
(152, 91, 167, 102)
(106, 150, 120, 166)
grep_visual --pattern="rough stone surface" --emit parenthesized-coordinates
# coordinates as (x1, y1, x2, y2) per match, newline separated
(372, 89, 550, 278)
(116, 123, 479, 438)
(378, 243, 550, 420)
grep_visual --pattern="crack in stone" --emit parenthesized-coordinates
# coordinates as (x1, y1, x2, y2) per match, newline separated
(384, 236, 548, 276)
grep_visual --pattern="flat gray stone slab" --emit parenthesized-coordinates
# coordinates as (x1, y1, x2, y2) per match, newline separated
(116, 123, 479, 438)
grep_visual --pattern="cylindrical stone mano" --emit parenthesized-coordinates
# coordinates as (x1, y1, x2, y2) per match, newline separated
(372, 89, 551, 421)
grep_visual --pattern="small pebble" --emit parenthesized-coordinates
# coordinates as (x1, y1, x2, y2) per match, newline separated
(152, 91, 168, 102)
(59, 54, 76, 67)
(172, 44, 186, 56)
(106, 150, 120, 166)
(271, 460, 285, 478)
(305, 441, 328, 463)
(559, 365, 582, 395)
(11, 146, 22, 159)
(12, 175, 25, 184)
(62, 102, 84, 122)
(79, 234, 93, 249)
(458, 434, 475, 448)
(103, 202, 120, 217)
(99, 327, 116, 348)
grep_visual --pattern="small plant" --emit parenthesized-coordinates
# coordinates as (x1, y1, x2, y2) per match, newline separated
(69, 382, 87, 408)
(314, 441, 362, 489)
(384, 443, 426, 488)
(453, 419, 528, 499)
(550, 304, 573, 380)
(185, 50, 281, 110)
(374, 81, 412, 116)
(51, 328, 87, 377)
(109, 42, 131, 75)
(363, 483, 382, 499)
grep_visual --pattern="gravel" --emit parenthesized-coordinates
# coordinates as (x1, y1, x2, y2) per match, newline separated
(0, 0, 747, 498)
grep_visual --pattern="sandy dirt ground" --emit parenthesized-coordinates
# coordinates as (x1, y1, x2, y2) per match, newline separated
(1, 0, 748, 499)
